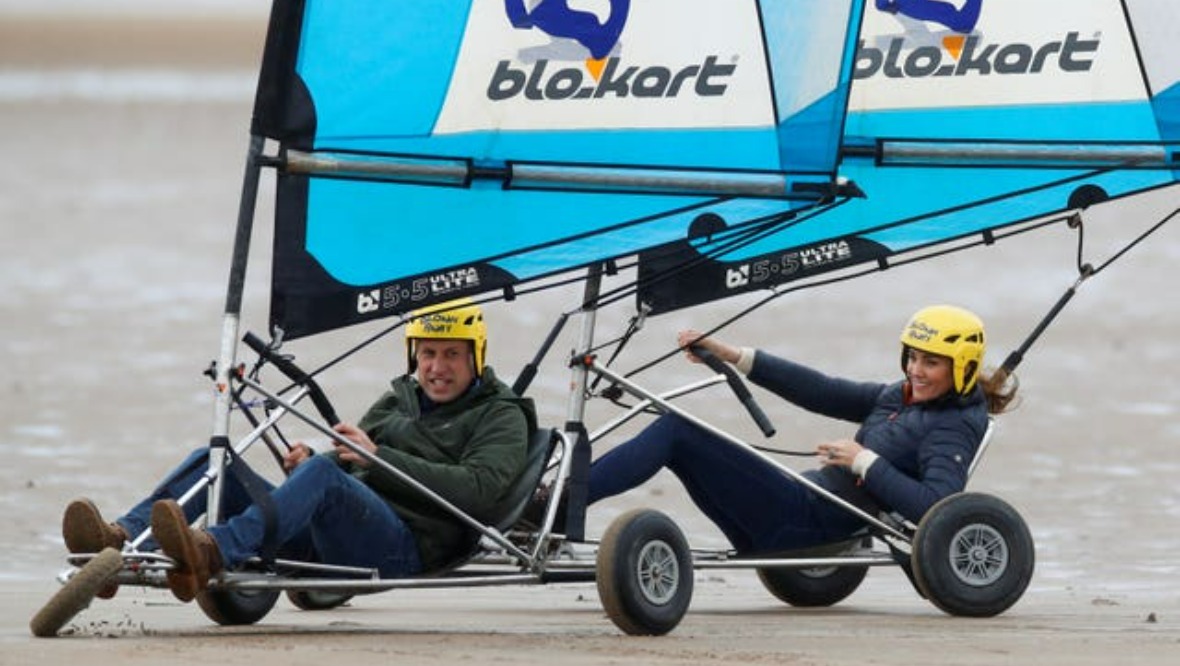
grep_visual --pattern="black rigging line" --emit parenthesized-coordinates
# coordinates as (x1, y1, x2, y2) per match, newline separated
(999, 202, 1180, 378)
(250, 186, 1177, 416)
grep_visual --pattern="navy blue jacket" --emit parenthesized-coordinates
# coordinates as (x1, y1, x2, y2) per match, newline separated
(748, 351, 989, 524)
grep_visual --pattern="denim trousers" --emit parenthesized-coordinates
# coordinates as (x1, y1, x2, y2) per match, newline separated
(588, 414, 862, 553)
(116, 449, 422, 577)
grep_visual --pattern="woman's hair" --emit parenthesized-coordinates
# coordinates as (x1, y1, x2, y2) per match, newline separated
(977, 367, 1020, 414)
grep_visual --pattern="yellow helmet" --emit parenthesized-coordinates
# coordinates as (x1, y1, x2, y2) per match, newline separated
(899, 305, 985, 396)
(405, 298, 487, 375)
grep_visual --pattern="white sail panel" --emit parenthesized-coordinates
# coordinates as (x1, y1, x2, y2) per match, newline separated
(437, 0, 774, 132)
(851, 0, 1145, 113)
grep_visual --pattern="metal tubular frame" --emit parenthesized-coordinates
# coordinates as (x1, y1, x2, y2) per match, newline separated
(580, 356, 911, 541)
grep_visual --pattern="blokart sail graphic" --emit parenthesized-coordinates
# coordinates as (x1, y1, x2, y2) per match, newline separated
(252, 0, 868, 339)
(636, 0, 1179, 313)
(505, 0, 630, 61)
(875, 0, 983, 34)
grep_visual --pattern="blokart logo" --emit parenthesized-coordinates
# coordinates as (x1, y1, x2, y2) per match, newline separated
(490, 0, 736, 101)
(858, 0, 1099, 79)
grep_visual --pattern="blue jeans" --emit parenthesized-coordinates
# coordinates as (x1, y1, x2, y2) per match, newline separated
(117, 449, 422, 577)
(588, 415, 862, 553)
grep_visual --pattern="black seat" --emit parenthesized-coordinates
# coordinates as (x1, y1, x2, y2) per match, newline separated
(489, 428, 556, 532)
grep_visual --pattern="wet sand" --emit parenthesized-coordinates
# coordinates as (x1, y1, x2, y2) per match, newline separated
(2, 12, 1178, 664)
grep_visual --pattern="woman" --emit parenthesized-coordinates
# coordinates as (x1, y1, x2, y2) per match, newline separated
(587, 304, 1017, 554)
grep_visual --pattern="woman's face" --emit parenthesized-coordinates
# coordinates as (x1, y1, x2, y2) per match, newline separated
(905, 348, 955, 403)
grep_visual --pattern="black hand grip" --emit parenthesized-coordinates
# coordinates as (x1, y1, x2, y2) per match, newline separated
(690, 345, 776, 438)
(243, 332, 340, 426)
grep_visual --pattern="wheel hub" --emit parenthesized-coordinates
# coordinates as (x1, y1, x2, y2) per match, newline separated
(949, 523, 1008, 586)
(637, 540, 680, 605)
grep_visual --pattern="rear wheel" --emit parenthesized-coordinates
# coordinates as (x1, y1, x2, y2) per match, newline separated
(287, 590, 353, 611)
(596, 509, 693, 636)
(756, 539, 869, 607)
(912, 493, 1034, 617)
(196, 587, 281, 625)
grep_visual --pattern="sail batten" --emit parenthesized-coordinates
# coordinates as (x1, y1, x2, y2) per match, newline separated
(285, 150, 472, 185)
(870, 140, 1175, 168)
(285, 148, 845, 199)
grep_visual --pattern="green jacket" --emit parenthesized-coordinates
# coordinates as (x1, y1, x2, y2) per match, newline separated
(342, 366, 536, 570)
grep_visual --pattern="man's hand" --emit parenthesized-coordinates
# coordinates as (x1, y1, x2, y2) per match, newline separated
(331, 422, 378, 467)
(282, 443, 315, 472)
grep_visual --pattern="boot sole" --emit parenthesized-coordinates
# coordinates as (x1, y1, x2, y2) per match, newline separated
(150, 500, 202, 603)
(62, 499, 109, 554)
(62, 500, 121, 599)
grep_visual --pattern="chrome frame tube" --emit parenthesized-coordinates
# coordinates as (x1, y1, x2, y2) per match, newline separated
(526, 430, 575, 561)
(967, 417, 996, 478)
(208, 134, 267, 525)
(588, 375, 727, 445)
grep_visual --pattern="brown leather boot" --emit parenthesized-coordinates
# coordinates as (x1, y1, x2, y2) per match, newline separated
(150, 499, 224, 603)
(62, 498, 128, 599)
(62, 498, 128, 553)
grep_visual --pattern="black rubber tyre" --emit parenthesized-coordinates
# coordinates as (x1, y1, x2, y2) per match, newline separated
(196, 587, 281, 625)
(912, 492, 1034, 617)
(756, 540, 869, 607)
(286, 590, 353, 611)
(29, 547, 124, 637)
(596, 509, 693, 636)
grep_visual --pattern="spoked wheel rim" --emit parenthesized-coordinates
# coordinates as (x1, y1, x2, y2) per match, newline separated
(636, 540, 680, 605)
(949, 523, 1008, 586)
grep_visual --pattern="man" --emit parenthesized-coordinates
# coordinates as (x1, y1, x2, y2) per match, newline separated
(62, 298, 536, 602)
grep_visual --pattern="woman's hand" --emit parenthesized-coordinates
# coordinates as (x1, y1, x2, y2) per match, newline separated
(816, 439, 864, 468)
(677, 329, 741, 365)
(331, 422, 378, 467)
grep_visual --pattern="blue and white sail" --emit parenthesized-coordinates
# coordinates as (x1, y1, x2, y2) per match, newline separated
(637, 0, 1179, 313)
(252, 0, 867, 338)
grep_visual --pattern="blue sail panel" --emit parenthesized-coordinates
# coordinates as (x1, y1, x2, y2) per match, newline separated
(252, 0, 867, 337)
(636, 0, 1180, 314)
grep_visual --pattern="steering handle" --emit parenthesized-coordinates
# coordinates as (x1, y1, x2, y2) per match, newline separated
(242, 332, 341, 426)
(689, 345, 776, 437)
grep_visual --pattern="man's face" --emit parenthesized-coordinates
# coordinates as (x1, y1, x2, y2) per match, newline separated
(414, 338, 475, 403)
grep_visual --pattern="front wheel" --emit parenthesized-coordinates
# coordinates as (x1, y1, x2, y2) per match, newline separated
(29, 548, 124, 637)
(912, 492, 1034, 617)
(596, 509, 693, 636)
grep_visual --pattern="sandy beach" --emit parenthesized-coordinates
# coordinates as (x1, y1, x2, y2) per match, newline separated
(2, 9, 1178, 664)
